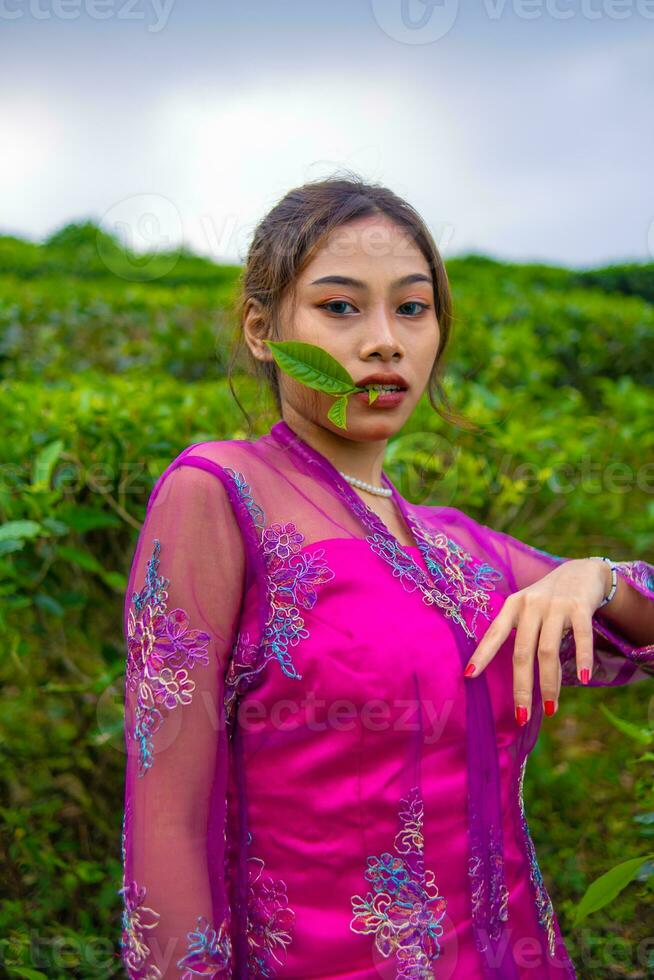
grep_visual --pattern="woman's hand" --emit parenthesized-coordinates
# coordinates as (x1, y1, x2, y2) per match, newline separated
(463, 558, 612, 725)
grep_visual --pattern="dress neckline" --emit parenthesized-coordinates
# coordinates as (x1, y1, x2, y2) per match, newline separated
(268, 418, 422, 552)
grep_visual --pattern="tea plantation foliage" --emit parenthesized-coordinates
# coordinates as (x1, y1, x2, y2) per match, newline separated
(1, 223, 653, 978)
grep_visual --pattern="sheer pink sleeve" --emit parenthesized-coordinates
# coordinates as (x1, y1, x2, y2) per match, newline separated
(118, 461, 244, 978)
(477, 519, 654, 686)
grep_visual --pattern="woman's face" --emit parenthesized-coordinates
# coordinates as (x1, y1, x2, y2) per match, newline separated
(264, 213, 440, 443)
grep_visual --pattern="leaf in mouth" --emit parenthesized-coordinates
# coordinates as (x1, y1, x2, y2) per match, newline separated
(263, 339, 378, 429)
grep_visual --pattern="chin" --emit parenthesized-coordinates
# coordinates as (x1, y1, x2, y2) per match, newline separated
(335, 417, 406, 442)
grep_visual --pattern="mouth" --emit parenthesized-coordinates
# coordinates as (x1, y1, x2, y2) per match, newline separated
(354, 374, 409, 394)
(358, 383, 407, 394)
(354, 386, 408, 408)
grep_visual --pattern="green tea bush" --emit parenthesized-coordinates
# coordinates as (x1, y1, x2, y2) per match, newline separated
(0, 226, 652, 978)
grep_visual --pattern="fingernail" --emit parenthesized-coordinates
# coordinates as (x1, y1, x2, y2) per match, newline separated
(544, 700, 556, 717)
(580, 668, 590, 685)
(463, 663, 476, 678)
(516, 705, 528, 726)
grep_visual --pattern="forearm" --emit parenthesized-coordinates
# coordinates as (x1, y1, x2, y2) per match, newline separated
(588, 557, 654, 649)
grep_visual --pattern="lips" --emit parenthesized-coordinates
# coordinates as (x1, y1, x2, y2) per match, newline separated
(354, 373, 409, 389)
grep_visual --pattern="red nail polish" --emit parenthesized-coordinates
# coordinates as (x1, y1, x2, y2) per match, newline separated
(580, 668, 590, 685)
(516, 705, 528, 726)
(544, 700, 556, 716)
(463, 663, 476, 678)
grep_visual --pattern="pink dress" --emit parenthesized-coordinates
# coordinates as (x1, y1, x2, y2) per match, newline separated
(119, 419, 654, 979)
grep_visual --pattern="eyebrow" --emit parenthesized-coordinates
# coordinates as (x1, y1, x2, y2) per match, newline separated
(309, 273, 432, 289)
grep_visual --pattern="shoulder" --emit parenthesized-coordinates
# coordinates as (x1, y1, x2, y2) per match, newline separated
(154, 438, 257, 490)
(144, 438, 257, 521)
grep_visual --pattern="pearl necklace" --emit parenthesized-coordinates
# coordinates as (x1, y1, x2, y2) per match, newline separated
(338, 470, 393, 497)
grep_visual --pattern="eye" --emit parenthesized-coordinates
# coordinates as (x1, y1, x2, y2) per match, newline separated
(319, 300, 431, 317)
(398, 301, 431, 316)
(319, 300, 357, 315)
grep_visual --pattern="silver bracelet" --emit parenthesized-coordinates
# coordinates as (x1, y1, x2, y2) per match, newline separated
(588, 556, 618, 608)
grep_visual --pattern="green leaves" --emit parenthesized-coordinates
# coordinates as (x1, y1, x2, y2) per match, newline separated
(570, 853, 654, 925)
(263, 339, 378, 429)
(599, 703, 653, 745)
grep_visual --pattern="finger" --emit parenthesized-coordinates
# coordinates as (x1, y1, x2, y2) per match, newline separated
(536, 606, 568, 717)
(569, 603, 594, 685)
(512, 600, 542, 727)
(463, 596, 519, 678)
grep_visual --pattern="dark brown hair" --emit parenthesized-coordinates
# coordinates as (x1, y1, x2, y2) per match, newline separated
(227, 170, 478, 436)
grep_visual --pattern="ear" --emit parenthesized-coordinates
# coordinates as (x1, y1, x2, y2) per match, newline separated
(243, 298, 275, 362)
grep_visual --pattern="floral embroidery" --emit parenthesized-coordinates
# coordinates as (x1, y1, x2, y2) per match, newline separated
(127, 538, 211, 776)
(224, 628, 265, 733)
(350, 786, 447, 976)
(517, 756, 556, 957)
(331, 480, 501, 643)
(118, 876, 232, 979)
(261, 523, 335, 679)
(614, 559, 654, 594)
(221, 468, 335, 723)
(467, 809, 509, 953)
(176, 916, 233, 978)
(246, 844, 296, 976)
(410, 517, 504, 635)
(118, 878, 162, 978)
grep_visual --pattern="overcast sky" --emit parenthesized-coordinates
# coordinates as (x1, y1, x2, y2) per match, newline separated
(1, 0, 653, 268)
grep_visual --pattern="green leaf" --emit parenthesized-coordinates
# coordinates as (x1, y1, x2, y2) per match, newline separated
(570, 853, 654, 925)
(57, 544, 105, 574)
(264, 339, 359, 395)
(31, 438, 64, 490)
(263, 339, 377, 430)
(599, 703, 653, 745)
(103, 570, 128, 592)
(34, 593, 65, 616)
(327, 395, 349, 430)
(0, 538, 25, 556)
(0, 519, 43, 542)
(57, 504, 121, 532)
(9, 969, 50, 980)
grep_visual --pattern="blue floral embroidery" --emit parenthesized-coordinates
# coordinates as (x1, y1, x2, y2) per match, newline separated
(517, 756, 557, 957)
(261, 522, 336, 679)
(350, 786, 448, 976)
(221, 468, 335, 725)
(118, 877, 163, 978)
(176, 916, 233, 978)
(332, 480, 502, 643)
(409, 516, 504, 639)
(127, 539, 212, 776)
(118, 875, 232, 978)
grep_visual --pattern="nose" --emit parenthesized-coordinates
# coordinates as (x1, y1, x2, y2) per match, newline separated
(359, 306, 405, 359)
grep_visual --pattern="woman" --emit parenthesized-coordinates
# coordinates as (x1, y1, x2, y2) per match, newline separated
(118, 176, 654, 979)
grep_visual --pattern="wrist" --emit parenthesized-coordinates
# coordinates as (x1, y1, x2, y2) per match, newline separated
(587, 556, 618, 608)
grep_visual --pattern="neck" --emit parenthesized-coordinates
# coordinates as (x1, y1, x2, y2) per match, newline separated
(280, 409, 389, 486)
